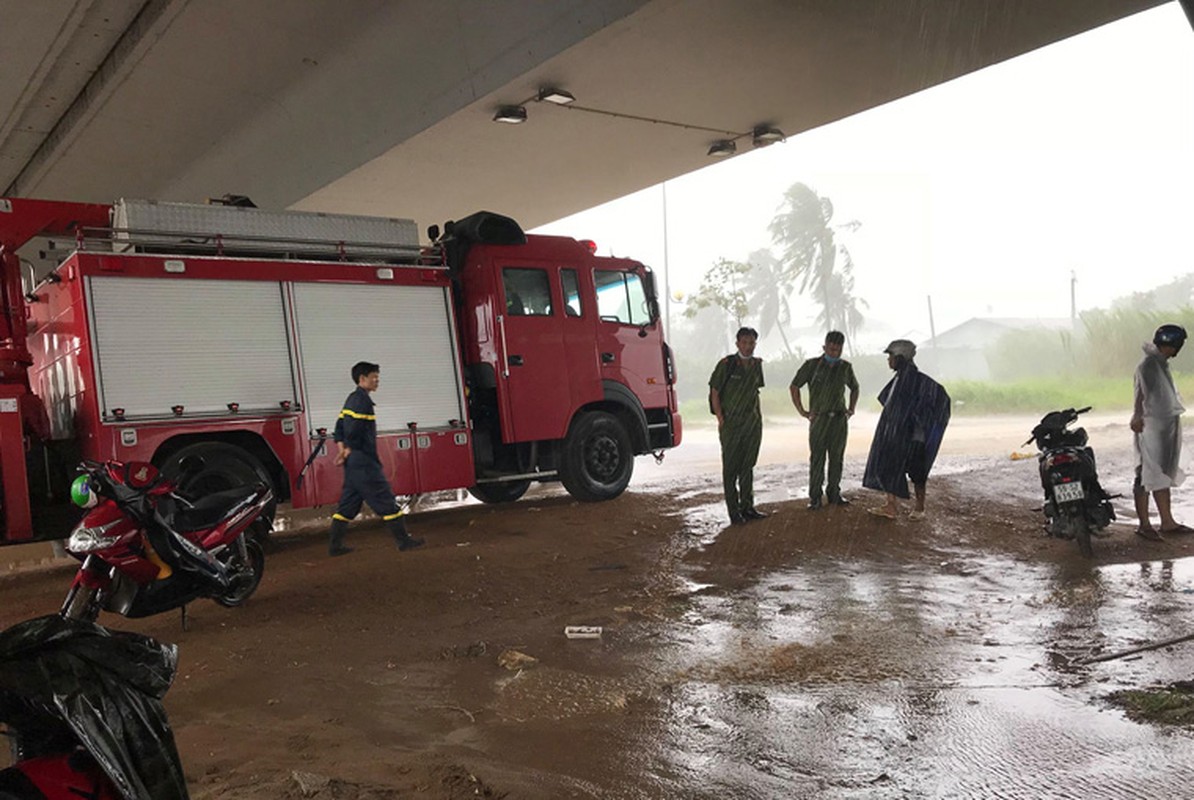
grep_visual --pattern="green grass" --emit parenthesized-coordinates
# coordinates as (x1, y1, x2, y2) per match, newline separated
(679, 372, 1194, 420)
(679, 387, 802, 422)
(1109, 685, 1194, 727)
(946, 373, 1194, 415)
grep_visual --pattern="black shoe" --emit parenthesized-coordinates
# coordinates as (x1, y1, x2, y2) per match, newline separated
(743, 508, 768, 520)
(397, 536, 425, 551)
(328, 518, 351, 557)
(829, 496, 851, 507)
(729, 512, 747, 525)
(807, 498, 823, 511)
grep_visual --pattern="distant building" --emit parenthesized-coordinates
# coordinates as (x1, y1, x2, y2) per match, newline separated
(919, 317, 1073, 381)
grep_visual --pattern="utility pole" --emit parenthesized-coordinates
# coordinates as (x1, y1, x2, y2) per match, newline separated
(662, 182, 670, 339)
(1070, 270, 1077, 328)
(730, 268, 742, 328)
(927, 295, 937, 347)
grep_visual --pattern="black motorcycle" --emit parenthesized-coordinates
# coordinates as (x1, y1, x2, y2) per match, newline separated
(1024, 406, 1115, 556)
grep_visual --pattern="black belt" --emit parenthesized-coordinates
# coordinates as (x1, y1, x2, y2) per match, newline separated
(813, 411, 847, 417)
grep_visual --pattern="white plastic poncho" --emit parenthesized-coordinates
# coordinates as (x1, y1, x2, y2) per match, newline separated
(1134, 342, 1185, 492)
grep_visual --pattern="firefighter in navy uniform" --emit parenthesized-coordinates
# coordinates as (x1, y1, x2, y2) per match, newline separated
(327, 361, 424, 556)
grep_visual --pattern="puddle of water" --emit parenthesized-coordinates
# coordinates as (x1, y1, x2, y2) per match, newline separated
(645, 551, 1194, 798)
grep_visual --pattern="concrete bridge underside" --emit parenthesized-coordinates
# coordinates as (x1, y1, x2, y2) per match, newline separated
(0, 0, 1167, 232)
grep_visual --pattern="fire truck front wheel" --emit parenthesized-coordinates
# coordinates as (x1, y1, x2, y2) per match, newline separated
(559, 411, 634, 502)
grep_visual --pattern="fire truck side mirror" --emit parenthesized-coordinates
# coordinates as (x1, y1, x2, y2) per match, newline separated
(427, 224, 440, 242)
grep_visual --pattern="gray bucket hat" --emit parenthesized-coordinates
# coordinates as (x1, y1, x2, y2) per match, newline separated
(883, 339, 917, 359)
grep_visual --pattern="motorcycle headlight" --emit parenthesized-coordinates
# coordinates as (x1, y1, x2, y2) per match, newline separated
(67, 519, 123, 553)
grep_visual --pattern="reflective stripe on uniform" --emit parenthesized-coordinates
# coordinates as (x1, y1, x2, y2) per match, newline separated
(332, 512, 353, 522)
(382, 510, 405, 521)
(340, 409, 376, 420)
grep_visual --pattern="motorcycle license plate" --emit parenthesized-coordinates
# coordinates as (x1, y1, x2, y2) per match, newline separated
(1053, 482, 1085, 503)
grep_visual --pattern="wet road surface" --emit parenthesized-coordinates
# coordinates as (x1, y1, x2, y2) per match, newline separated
(645, 540, 1194, 798)
(4, 414, 1194, 798)
(617, 415, 1194, 798)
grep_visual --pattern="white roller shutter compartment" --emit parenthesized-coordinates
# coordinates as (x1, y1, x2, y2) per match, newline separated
(88, 277, 295, 418)
(293, 283, 464, 434)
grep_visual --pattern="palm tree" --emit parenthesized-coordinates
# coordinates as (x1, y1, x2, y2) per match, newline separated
(815, 260, 868, 352)
(741, 248, 798, 357)
(768, 183, 865, 344)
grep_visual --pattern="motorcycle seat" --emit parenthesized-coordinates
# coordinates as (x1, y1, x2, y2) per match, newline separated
(1035, 428, 1088, 449)
(156, 486, 264, 533)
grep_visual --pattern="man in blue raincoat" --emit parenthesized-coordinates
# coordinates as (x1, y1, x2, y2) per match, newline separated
(863, 340, 951, 520)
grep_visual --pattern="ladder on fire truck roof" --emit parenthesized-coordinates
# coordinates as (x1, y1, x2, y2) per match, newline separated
(89, 199, 436, 265)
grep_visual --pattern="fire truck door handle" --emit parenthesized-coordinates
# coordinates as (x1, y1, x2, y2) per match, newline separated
(508, 355, 524, 366)
(602, 352, 615, 363)
(497, 314, 510, 378)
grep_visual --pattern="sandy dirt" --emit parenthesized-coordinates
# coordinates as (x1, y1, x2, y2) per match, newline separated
(2, 413, 1193, 798)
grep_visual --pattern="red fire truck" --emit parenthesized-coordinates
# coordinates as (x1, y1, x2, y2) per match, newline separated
(0, 197, 681, 543)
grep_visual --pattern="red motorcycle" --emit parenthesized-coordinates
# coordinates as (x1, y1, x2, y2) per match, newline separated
(59, 459, 271, 623)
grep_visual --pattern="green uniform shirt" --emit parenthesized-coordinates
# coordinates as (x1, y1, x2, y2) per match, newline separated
(710, 355, 765, 421)
(791, 357, 858, 413)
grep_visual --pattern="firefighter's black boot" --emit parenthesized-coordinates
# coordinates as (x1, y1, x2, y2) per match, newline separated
(386, 516, 423, 551)
(328, 518, 352, 557)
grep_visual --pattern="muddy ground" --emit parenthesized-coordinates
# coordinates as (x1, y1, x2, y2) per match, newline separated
(3, 415, 1194, 798)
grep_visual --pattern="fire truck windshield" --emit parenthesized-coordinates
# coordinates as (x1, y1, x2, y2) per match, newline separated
(595, 269, 652, 325)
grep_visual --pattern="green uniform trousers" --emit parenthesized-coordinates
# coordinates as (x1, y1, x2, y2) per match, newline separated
(809, 413, 849, 501)
(720, 416, 763, 515)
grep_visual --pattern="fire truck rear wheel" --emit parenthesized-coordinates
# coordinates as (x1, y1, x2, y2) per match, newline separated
(161, 442, 277, 524)
(467, 480, 532, 504)
(558, 411, 634, 502)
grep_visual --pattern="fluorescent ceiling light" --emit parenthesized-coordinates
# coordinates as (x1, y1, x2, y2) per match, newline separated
(752, 125, 785, 147)
(493, 105, 528, 124)
(538, 88, 575, 105)
(707, 140, 737, 157)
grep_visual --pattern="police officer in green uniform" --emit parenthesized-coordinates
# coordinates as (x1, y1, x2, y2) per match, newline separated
(710, 327, 767, 524)
(790, 330, 859, 510)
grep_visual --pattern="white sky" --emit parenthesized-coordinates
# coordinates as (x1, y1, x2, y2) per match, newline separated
(533, 3, 1194, 350)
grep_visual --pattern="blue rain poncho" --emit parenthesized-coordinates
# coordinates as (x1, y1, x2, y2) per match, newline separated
(863, 362, 951, 499)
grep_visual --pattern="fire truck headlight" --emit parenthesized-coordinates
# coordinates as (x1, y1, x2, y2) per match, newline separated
(67, 520, 123, 553)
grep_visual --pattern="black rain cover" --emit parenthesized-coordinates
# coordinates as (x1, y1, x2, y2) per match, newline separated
(0, 615, 189, 800)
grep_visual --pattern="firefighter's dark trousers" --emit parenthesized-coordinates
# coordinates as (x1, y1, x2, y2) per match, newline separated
(720, 416, 762, 516)
(329, 454, 408, 547)
(808, 412, 849, 502)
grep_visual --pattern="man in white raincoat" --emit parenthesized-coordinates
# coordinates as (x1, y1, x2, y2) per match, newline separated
(1131, 323, 1189, 540)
